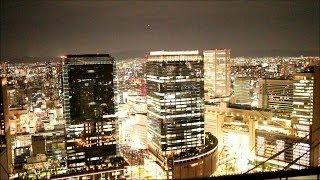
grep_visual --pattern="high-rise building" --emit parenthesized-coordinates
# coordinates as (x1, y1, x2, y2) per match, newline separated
(62, 54, 126, 179)
(203, 49, 231, 103)
(254, 67, 320, 169)
(255, 79, 297, 169)
(146, 51, 217, 179)
(146, 50, 204, 154)
(292, 67, 320, 167)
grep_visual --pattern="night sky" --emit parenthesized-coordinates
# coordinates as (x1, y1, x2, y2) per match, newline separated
(1, 1, 319, 58)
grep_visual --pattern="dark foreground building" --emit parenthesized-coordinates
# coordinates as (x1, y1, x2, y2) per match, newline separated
(62, 54, 126, 179)
(0, 78, 9, 180)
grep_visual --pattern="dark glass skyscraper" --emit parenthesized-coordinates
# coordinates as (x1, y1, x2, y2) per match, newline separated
(62, 54, 119, 174)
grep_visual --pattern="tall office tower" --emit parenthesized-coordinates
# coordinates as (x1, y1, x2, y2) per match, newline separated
(146, 51, 217, 179)
(62, 54, 126, 179)
(203, 49, 231, 103)
(292, 66, 320, 167)
(147, 50, 204, 155)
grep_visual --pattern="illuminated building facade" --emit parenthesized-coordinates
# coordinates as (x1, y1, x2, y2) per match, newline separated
(255, 115, 315, 170)
(146, 50, 204, 155)
(204, 105, 224, 138)
(62, 54, 126, 178)
(203, 49, 231, 103)
(259, 79, 294, 112)
(146, 51, 217, 179)
(292, 67, 320, 167)
(292, 71, 316, 138)
(255, 67, 320, 169)
(255, 78, 302, 169)
(255, 116, 309, 170)
(205, 106, 267, 174)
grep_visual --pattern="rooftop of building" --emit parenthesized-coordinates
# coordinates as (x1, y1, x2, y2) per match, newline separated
(203, 49, 231, 54)
(64, 54, 111, 58)
(149, 50, 200, 56)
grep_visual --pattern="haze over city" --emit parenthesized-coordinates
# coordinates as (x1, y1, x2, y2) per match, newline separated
(1, 1, 319, 58)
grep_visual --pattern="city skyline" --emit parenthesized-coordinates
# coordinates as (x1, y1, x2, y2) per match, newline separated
(1, 1, 319, 59)
(1, 1, 320, 179)
(0, 51, 319, 179)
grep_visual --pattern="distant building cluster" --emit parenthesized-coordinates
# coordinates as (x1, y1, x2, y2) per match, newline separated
(0, 52, 319, 179)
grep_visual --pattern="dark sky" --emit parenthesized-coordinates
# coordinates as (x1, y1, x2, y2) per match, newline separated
(1, 1, 319, 58)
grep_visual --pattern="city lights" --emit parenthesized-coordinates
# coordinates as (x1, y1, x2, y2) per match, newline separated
(1, 52, 320, 180)
(1, 1, 319, 179)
